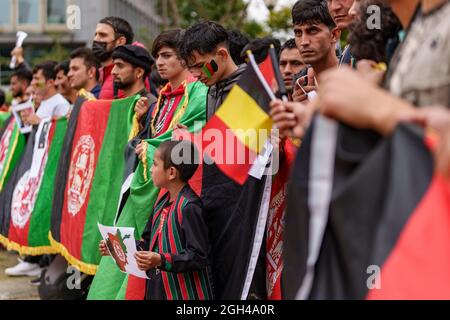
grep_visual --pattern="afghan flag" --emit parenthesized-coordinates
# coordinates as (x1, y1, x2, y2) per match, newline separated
(0, 118, 66, 254)
(0, 111, 10, 130)
(88, 80, 208, 300)
(50, 95, 140, 275)
(266, 139, 297, 300)
(0, 116, 26, 192)
(281, 121, 443, 300)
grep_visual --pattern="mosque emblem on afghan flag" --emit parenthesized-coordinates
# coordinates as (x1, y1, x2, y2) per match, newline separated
(11, 120, 51, 229)
(11, 171, 40, 228)
(106, 229, 130, 272)
(67, 135, 95, 216)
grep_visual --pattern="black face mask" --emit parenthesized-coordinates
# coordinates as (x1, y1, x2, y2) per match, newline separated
(92, 40, 113, 62)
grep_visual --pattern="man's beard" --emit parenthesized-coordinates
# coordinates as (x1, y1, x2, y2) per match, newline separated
(12, 90, 23, 99)
(114, 78, 134, 90)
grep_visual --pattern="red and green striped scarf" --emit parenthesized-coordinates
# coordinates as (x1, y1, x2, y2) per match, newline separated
(146, 193, 213, 300)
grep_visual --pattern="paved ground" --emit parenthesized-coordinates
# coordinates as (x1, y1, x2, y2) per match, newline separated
(0, 249, 40, 300)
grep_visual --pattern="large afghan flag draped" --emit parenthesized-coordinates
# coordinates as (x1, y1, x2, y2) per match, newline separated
(281, 121, 447, 300)
(0, 116, 26, 192)
(0, 118, 66, 254)
(88, 81, 208, 300)
(50, 95, 140, 275)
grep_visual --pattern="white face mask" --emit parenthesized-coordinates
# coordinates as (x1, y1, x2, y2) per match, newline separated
(307, 90, 318, 101)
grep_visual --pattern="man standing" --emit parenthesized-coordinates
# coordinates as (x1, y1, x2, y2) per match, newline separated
(327, 0, 356, 65)
(10, 69, 33, 105)
(92, 17, 134, 99)
(110, 44, 157, 138)
(180, 21, 269, 300)
(55, 60, 78, 105)
(22, 61, 70, 126)
(68, 48, 101, 98)
(291, 0, 340, 103)
(87, 32, 208, 300)
(279, 38, 306, 101)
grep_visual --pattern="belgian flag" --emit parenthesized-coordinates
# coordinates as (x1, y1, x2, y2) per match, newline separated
(198, 52, 275, 185)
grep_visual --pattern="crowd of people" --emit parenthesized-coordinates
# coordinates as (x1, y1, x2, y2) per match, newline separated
(0, 0, 449, 300)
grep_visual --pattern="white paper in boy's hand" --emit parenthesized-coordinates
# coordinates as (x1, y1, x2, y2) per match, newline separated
(12, 99, 34, 134)
(98, 223, 149, 279)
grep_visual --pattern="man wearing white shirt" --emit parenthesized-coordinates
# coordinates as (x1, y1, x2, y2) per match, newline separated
(23, 61, 70, 126)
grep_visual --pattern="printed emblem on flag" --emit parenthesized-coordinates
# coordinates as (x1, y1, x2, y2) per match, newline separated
(105, 229, 130, 272)
(11, 166, 47, 229)
(0, 120, 14, 173)
(10, 119, 52, 229)
(67, 135, 95, 216)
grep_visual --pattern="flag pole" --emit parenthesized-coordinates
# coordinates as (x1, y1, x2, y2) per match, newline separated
(246, 50, 277, 101)
(268, 44, 288, 102)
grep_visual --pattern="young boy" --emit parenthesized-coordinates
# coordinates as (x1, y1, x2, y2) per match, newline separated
(100, 140, 213, 300)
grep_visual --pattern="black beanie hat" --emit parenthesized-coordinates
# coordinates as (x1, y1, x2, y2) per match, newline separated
(112, 45, 153, 74)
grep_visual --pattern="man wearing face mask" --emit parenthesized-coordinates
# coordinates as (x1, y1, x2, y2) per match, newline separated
(92, 16, 135, 99)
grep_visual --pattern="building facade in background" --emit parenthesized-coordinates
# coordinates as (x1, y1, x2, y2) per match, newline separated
(0, 0, 160, 84)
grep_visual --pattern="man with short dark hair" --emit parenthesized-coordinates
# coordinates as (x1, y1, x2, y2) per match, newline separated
(180, 21, 245, 120)
(93, 16, 135, 99)
(179, 21, 253, 299)
(10, 68, 33, 105)
(55, 60, 78, 105)
(279, 39, 306, 101)
(21, 61, 70, 125)
(291, 0, 340, 102)
(68, 47, 101, 98)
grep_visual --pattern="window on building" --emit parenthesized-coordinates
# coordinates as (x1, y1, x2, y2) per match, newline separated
(47, 0, 66, 24)
(0, 2, 11, 26)
(18, 0, 40, 25)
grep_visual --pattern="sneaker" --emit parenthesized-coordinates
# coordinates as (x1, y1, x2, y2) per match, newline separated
(4, 261, 42, 277)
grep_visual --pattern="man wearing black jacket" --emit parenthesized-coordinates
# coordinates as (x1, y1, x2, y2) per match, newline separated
(179, 22, 258, 300)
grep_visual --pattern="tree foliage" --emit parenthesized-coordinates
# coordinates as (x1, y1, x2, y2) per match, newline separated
(267, 6, 293, 34)
(157, 0, 273, 38)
